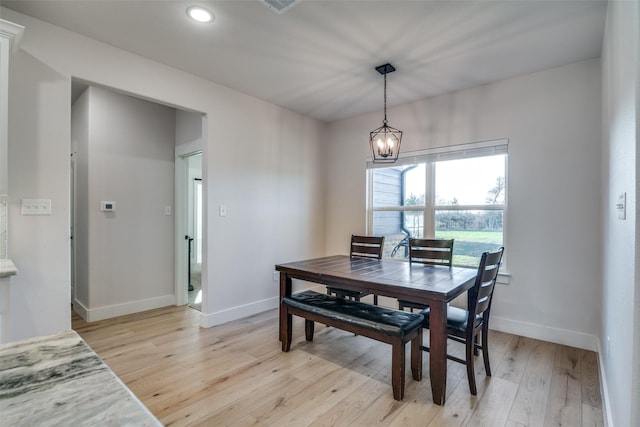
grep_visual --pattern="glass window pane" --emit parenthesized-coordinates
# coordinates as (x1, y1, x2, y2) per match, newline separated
(435, 209, 503, 267)
(372, 166, 403, 207)
(435, 155, 505, 206)
(404, 164, 425, 206)
(373, 210, 424, 259)
(372, 165, 426, 207)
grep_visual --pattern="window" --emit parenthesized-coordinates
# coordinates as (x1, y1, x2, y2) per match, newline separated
(367, 140, 507, 268)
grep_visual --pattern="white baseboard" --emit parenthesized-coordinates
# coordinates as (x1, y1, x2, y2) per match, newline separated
(72, 299, 89, 320)
(75, 294, 176, 322)
(595, 338, 614, 427)
(199, 296, 279, 328)
(490, 315, 598, 351)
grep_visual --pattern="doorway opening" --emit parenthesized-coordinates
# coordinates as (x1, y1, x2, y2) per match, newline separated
(70, 79, 206, 321)
(174, 112, 206, 312)
(185, 154, 202, 310)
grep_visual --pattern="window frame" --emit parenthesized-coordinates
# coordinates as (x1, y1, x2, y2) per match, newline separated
(366, 139, 509, 273)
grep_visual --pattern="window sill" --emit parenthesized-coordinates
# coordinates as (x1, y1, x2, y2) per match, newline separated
(497, 271, 510, 285)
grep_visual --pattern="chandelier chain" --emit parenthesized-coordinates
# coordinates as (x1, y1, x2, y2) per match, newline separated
(383, 72, 388, 125)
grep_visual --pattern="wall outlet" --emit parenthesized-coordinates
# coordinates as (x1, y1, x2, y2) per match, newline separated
(273, 271, 279, 281)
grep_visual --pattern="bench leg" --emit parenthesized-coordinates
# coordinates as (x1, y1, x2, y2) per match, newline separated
(411, 329, 423, 381)
(281, 308, 292, 352)
(305, 319, 315, 341)
(391, 338, 406, 401)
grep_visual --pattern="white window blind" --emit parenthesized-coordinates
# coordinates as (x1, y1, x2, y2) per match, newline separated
(367, 138, 509, 169)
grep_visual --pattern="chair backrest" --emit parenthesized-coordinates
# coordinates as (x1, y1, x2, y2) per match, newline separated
(408, 238, 454, 266)
(469, 247, 504, 321)
(350, 235, 385, 259)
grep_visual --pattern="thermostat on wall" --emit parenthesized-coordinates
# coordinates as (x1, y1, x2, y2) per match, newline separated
(101, 201, 116, 212)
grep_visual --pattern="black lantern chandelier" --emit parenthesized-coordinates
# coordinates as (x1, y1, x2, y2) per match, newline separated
(369, 63, 402, 163)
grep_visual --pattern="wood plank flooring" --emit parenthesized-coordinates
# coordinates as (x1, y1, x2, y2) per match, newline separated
(72, 298, 604, 427)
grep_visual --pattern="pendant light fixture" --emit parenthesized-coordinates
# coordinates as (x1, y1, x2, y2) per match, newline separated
(369, 63, 402, 163)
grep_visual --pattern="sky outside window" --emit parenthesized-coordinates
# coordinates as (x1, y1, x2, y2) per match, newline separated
(404, 155, 505, 205)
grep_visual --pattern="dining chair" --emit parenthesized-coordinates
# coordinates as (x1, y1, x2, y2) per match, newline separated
(420, 247, 504, 395)
(326, 235, 385, 305)
(398, 238, 454, 311)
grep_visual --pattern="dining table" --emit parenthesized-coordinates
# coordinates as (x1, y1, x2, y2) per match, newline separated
(275, 254, 478, 405)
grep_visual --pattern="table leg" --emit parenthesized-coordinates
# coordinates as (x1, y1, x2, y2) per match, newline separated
(279, 273, 292, 344)
(429, 300, 447, 405)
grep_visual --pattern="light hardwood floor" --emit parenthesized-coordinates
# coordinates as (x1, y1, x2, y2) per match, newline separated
(72, 299, 604, 427)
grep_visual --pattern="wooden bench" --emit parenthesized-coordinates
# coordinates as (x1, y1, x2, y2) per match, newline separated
(281, 290, 424, 400)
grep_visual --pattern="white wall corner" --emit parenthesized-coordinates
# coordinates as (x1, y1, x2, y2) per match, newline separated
(490, 316, 598, 351)
(199, 297, 279, 328)
(81, 295, 176, 322)
(595, 337, 615, 427)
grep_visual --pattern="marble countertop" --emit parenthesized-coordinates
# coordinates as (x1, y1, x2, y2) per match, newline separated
(0, 330, 162, 426)
(0, 259, 17, 278)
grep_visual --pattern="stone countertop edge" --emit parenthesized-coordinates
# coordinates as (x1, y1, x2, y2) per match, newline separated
(0, 259, 17, 278)
(0, 329, 163, 426)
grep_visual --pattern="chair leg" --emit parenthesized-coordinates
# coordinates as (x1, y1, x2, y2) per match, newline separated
(466, 333, 477, 395)
(410, 330, 423, 381)
(482, 325, 491, 377)
(473, 335, 479, 356)
(305, 319, 315, 341)
(373, 294, 378, 305)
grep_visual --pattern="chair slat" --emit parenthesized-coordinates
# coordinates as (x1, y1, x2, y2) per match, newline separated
(350, 235, 384, 260)
(409, 238, 454, 267)
(352, 235, 385, 245)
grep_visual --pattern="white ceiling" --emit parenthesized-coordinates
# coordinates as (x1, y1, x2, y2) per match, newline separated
(2, 0, 607, 123)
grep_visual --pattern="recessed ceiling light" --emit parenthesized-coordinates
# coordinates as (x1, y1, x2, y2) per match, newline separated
(186, 6, 214, 23)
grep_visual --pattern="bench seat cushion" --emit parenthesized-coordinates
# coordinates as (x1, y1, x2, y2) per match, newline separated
(282, 290, 424, 338)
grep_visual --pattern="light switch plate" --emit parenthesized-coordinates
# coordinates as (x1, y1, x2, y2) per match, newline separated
(21, 198, 52, 215)
(617, 193, 626, 220)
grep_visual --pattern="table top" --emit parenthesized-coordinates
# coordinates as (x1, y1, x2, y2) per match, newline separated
(276, 255, 477, 304)
(0, 330, 162, 426)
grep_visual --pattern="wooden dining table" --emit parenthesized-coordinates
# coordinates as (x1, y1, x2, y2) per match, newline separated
(275, 255, 478, 405)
